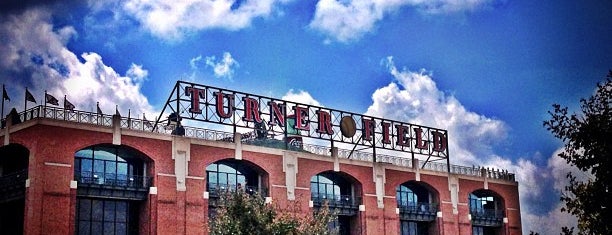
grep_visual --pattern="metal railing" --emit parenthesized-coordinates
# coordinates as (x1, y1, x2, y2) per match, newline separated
(4, 105, 516, 182)
(398, 202, 438, 214)
(398, 202, 438, 221)
(470, 208, 504, 226)
(74, 171, 152, 189)
(311, 193, 361, 209)
(207, 183, 268, 198)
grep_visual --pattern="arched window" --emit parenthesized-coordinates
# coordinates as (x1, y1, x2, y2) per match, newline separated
(206, 159, 269, 223)
(74, 145, 151, 235)
(310, 172, 360, 235)
(469, 190, 504, 235)
(75, 146, 148, 188)
(396, 181, 438, 235)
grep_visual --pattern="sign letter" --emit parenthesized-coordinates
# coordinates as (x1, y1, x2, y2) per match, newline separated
(185, 86, 205, 114)
(268, 101, 285, 127)
(381, 122, 391, 144)
(362, 118, 375, 141)
(292, 106, 310, 131)
(432, 131, 447, 152)
(214, 91, 234, 119)
(414, 128, 428, 150)
(395, 125, 410, 147)
(242, 97, 262, 123)
(316, 110, 334, 135)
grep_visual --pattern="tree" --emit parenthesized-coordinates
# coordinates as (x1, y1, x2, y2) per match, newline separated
(543, 71, 612, 235)
(209, 189, 337, 235)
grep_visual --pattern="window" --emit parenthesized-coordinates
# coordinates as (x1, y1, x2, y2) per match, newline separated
(397, 185, 418, 208)
(74, 146, 144, 188)
(206, 163, 247, 193)
(74, 145, 149, 235)
(76, 198, 138, 235)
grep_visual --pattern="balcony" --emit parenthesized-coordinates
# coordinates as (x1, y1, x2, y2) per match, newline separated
(74, 171, 152, 200)
(470, 208, 504, 227)
(398, 202, 438, 222)
(207, 182, 268, 207)
(311, 193, 361, 216)
(0, 169, 27, 203)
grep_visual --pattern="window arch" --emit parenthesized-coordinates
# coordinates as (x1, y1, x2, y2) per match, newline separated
(396, 181, 439, 235)
(469, 189, 505, 234)
(310, 171, 361, 235)
(206, 159, 268, 197)
(74, 144, 152, 235)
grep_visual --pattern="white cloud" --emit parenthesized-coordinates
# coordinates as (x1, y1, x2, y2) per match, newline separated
(205, 52, 239, 79)
(281, 89, 323, 107)
(122, 0, 283, 40)
(367, 56, 582, 234)
(0, 7, 155, 118)
(367, 56, 507, 164)
(310, 0, 496, 43)
(126, 63, 149, 82)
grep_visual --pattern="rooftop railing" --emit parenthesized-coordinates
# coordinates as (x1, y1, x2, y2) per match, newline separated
(3, 105, 515, 182)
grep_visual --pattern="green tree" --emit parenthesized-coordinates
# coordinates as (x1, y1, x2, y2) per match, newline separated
(209, 189, 337, 235)
(543, 71, 612, 235)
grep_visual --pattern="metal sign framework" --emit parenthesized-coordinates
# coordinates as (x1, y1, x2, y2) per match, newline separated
(156, 81, 450, 169)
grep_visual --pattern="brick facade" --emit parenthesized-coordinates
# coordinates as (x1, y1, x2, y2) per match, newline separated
(0, 115, 522, 235)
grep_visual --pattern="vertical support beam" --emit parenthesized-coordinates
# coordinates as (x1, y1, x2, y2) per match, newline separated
(332, 147, 339, 172)
(234, 132, 242, 160)
(112, 114, 121, 145)
(283, 151, 298, 200)
(373, 162, 385, 209)
(449, 175, 459, 215)
(412, 158, 420, 181)
(172, 136, 190, 191)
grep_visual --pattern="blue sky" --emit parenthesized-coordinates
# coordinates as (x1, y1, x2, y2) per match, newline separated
(1, 0, 610, 233)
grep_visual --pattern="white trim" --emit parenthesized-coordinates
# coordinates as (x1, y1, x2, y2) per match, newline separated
(149, 187, 158, 195)
(44, 162, 71, 167)
(70, 180, 78, 189)
(185, 176, 205, 180)
(507, 208, 519, 211)
(157, 173, 175, 177)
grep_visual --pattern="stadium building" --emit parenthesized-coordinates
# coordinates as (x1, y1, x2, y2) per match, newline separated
(0, 81, 521, 235)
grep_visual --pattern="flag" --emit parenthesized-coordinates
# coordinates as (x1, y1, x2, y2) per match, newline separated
(64, 98, 75, 111)
(96, 102, 102, 114)
(2, 86, 9, 101)
(25, 89, 36, 103)
(45, 93, 59, 106)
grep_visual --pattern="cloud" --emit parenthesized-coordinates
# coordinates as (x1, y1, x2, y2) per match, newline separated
(0, 7, 155, 117)
(122, 0, 284, 40)
(281, 89, 323, 107)
(367, 56, 507, 164)
(310, 0, 498, 43)
(204, 52, 239, 79)
(367, 56, 581, 234)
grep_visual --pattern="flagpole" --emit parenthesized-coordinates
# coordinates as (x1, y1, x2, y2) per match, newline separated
(24, 87, 28, 111)
(1, 84, 5, 121)
(44, 90, 47, 115)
